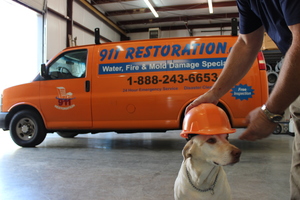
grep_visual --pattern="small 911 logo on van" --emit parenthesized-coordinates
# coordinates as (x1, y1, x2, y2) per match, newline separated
(54, 87, 76, 110)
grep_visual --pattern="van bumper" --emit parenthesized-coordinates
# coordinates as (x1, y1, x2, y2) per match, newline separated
(0, 112, 8, 130)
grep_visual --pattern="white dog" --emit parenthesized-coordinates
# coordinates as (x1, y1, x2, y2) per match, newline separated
(174, 134, 241, 200)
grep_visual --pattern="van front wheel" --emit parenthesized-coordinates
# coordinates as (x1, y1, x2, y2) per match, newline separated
(9, 110, 47, 147)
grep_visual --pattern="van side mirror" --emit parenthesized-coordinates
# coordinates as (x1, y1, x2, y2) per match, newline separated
(41, 64, 48, 78)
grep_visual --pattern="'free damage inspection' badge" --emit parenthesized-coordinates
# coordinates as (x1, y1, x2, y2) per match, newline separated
(230, 84, 254, 100)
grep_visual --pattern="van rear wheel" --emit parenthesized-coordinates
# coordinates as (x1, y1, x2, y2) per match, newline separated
(9, 110, 47, 147)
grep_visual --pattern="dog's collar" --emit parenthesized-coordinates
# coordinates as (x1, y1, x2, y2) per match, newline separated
(185, 166, 220, 195)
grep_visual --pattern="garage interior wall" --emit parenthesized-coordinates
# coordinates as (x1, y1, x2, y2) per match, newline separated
(47, 0, 120, 60)
(72, 1, 120, 45)
(128, 28, 232, 41)
(0, 0, 121, 93)
(0, 0, 43, 93)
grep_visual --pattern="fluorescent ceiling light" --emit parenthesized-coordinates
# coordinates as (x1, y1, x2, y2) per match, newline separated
(144, 0, 159, 18)
(208, 0, 213, 13)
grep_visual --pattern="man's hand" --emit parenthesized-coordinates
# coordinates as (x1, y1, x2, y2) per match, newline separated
(185, 91, 219, 114)
(239, 107, 278, 141)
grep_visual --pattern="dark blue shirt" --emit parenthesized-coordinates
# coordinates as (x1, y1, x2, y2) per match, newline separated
(237, 0, 300, 54)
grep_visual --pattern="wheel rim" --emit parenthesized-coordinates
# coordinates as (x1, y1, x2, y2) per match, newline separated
(15, 118, 36, 141)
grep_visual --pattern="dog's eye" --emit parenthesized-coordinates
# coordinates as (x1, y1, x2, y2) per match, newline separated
(206, 138, 217, 144)
(226, 135, 229, 141)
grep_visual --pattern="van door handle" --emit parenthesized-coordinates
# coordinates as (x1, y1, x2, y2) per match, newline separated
(85, 80, 90, 92)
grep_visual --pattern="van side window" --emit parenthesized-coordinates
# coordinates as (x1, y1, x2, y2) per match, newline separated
(48, 49, 87, 79)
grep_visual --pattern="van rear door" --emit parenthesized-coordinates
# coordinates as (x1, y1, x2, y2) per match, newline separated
(39, 48, 92, 129)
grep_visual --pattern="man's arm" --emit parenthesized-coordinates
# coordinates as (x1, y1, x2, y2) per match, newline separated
(185, 26, 265, 113)
(209, 26, 265, 99)
(265, 23, 300, 114)
(239, 23, 300, 141)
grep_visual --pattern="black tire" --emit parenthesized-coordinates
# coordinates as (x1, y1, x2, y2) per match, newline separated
(9, 110, 47, 147)
(56, 132, 78, 138)
(273, 124, 282, 135)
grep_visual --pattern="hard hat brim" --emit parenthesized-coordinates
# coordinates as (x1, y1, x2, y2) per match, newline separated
(180, 128, 236, 138)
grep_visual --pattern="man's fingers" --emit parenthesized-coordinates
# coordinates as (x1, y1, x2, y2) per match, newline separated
(239, 131, 258, 141)
(185, 103, 196, 114)
(239, 127, 254, 140)
(185, 105, 192, 115)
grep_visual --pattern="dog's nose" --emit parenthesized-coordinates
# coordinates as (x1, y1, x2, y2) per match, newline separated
(231, 149, 241, 158)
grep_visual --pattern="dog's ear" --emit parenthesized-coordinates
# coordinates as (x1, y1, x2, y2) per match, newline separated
(183, 140, 194, 160)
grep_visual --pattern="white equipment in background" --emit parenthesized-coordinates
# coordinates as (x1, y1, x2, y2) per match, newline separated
(266, 64, 278, 87)
(275, 58, 284, 73)
(273, 108, 294, 136)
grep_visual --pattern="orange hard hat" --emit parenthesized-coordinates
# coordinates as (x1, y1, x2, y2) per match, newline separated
(180, 103, 235, 138)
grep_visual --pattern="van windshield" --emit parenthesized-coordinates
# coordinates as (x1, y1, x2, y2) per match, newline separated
(48, 49, 87, 79)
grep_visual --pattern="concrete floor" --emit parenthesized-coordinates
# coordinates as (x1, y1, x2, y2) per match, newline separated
(0, 129, 294, 200)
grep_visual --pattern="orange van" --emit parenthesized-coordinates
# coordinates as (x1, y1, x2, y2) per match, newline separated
(0, 35, 268, 147)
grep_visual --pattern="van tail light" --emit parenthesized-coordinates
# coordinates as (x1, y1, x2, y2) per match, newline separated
(257, 51, 266, 70)
(0, 94, 2, 112)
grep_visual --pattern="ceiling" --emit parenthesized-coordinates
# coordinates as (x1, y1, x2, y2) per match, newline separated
(91, 0, 239, 34)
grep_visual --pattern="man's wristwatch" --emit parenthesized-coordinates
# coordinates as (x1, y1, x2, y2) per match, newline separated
(261, 104, 284, 123)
